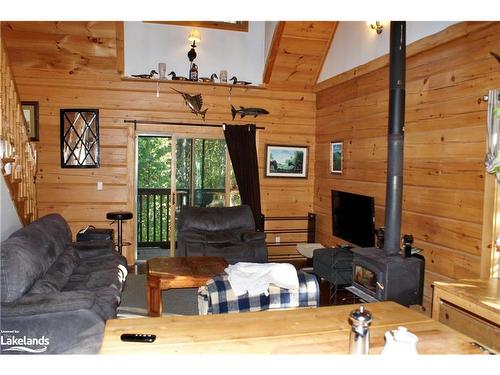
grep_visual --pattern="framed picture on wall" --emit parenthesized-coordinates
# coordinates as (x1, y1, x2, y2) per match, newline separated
(21, 101, 39, 141)
(265, 144, 308, 178)
(330, 141, 343, 174)
(60, 109, 100, 168)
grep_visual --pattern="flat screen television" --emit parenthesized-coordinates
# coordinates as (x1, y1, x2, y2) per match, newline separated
(332, 190, 375, 247)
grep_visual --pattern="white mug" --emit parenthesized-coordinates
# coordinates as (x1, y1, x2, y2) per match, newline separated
(382, 326, 418, 355)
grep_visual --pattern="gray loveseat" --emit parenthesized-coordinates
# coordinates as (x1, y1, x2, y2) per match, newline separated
(176, 205, 267, 264)
(0, 214, 128, 354)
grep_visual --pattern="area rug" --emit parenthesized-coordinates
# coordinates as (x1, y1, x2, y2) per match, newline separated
(117, 274, 199, 318)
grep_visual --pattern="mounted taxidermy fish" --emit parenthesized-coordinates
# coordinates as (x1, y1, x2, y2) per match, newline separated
(171, 88, 208, 121)
(231, 105, 269, 120)
(229, 76, 252, 85)
(168, 71, 188, 81)
(199, 73, 218, 83)
(131, 70, 158, 79)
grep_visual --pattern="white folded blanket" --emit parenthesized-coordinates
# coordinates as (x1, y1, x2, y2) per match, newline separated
(225, 262, 299, 296)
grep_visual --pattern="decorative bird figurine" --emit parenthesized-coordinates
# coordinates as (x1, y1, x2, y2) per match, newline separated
(229, 76, 252, 85)
(168, 71, 189, 81)
(171, 88, 208, 121)
(199, 73, 218, 83)
(131, 70, 158, 79)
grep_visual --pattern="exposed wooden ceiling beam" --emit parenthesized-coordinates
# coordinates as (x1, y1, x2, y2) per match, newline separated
(262, 21, 339, 91)
(313, 21, 338, 85)
(263, 21, 285, 84)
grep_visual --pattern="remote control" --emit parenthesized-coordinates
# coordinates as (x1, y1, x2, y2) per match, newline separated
(120, 333, 156, 343)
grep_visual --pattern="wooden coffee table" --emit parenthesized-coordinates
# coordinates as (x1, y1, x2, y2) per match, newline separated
(100, 301, 491, 354)
(146, 256, 227, 317)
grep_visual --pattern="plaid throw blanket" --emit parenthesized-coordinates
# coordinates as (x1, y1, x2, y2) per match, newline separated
(198, 270, 319, 314)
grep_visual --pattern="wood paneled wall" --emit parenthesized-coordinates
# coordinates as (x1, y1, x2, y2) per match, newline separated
(2, 21, 316, 264)
(315, 22, 500, 311)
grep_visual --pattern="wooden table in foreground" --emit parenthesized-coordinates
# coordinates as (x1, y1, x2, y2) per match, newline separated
(432, 278, 499, 352)
(146, 256, 227, 317)
(100, 301, 489, 354)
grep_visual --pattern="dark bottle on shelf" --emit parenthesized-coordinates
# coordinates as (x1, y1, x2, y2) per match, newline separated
(189, 63, 198, 81)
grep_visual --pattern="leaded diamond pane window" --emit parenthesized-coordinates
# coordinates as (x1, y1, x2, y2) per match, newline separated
(60, 109, 100, 168)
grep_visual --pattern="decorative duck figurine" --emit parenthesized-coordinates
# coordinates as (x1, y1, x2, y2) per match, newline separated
(230, 76, 252, 85)
(171, 88, 208, 121)
(199, 73, 218, 83)
(131, 70, 158, 79)
(168, 71, 189, 81)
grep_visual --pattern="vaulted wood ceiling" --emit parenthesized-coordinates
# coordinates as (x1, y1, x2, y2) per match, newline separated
(2, 21, 338, 92)
(263, 21, 338, 91)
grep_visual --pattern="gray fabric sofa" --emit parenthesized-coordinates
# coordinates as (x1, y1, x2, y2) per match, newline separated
(0, 214, 128, 354)
(176, 205, 267, 264)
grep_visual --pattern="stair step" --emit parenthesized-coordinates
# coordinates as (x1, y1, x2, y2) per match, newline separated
(2, 157, 16, 164)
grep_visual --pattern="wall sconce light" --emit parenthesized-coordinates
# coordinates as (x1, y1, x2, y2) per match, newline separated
(187, 29, 201, 63)
(369, 21, 384, 35)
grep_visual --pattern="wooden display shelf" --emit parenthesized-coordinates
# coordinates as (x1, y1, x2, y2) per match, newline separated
(121, 76, 265, 90)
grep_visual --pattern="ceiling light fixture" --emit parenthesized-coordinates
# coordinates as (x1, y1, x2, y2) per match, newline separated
(369, 21, 384, 35)
(187, 29, 201, 62)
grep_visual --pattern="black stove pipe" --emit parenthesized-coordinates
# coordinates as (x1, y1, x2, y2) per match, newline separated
(384, 21, 406, 256)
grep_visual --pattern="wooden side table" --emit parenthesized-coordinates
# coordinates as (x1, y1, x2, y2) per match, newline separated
(146, 256, 227, 317)
(432, 278, 499, 352)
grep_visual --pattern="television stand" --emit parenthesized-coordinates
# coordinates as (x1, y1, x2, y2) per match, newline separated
(345, 285, 379, 303)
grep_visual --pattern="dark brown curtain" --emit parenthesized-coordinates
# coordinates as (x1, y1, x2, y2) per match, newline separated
(223, 124, 263, 231)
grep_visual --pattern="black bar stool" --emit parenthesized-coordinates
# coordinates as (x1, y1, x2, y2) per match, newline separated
(106, 211, 133, 255)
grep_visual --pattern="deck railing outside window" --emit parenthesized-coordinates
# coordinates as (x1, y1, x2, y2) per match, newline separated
(137, 188, 225, 248)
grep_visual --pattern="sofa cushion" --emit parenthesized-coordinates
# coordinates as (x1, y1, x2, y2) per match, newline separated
(29, 247, 80, 294)
(204, 231, 239, 244)
(92, 287, 123, 319)
(63, 271, 124, 320)
(178, 205, 255, 233)
(70, 240, 115, 258)
(75, 253, 127, 274)
(64, 268, 125, 292)
(241, 231, 266, 242)
(1, 214, 72, 303)
(1, 290, 96, 317)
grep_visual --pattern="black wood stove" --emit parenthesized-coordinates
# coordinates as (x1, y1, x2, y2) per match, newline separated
(348, 21, 424, 307)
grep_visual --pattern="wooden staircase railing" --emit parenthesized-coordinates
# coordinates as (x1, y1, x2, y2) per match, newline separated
(0, 27, 37, 225)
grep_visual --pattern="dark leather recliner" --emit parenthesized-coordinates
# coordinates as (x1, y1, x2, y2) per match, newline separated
(176, 205, 267, 264)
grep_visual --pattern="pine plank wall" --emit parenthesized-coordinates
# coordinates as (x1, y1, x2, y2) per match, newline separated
(2, 21, 316, 264)
(315, 22, 500, 311)
(3, 21, 499, 312)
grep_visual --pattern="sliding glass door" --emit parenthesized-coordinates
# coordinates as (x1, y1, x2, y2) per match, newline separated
(136, 136, 172, 257)
(136, 135, 237, 260)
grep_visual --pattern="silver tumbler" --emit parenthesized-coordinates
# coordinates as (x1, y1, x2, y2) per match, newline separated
(348, 305, 372, 354)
